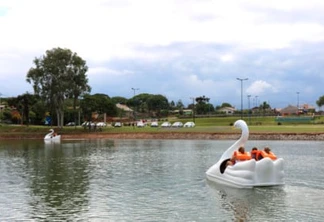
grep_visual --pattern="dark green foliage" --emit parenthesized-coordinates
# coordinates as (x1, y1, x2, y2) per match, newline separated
(26, 47, 91, 127)
(316, 96, 324, 108)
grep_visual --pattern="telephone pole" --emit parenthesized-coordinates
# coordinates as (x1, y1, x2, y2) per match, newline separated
(236, 78, 248, 119)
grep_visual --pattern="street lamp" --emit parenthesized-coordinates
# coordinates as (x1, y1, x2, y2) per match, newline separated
(131, 88, 139, 121)
(190, 97, 195, 123)
(236, 78, 248, 119)
(0, 92, 2, 123)
(247, 95, 251, 125)
(132, 88, 139, 97)
(296, 92, 300, 114)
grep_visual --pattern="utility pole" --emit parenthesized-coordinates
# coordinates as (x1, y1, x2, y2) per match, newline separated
(131, 88, 139, 122)
(236, 78, 248, 119)
(296, 92, 300, 114)
(248, 95, 251, 125)
(190, 97, 195, 123)
(0, 92, 2, 123)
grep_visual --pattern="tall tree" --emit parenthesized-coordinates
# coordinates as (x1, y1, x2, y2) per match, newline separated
(8, 93, 38, 126)
(80, 94, 117, 121)
(111, 96, 128, 105)
(316, 95, 324, 110)
(26, 47, 91, 128)
(195, 95, 211, 115)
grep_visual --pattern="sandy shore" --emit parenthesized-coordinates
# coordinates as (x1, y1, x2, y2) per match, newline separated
(3, 132, 324, 140)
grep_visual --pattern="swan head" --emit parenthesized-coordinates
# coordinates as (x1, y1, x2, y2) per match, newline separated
(234, 120, 247, 130)
(233, 119, 249, 141)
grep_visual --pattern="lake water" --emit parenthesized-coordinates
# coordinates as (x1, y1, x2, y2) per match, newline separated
(0, 139, 324, 221)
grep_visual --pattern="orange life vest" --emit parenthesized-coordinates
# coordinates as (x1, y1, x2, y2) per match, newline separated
(260, 151, 277, 160)
(234, 151, 252, 161)
(251, 150, 261, 160)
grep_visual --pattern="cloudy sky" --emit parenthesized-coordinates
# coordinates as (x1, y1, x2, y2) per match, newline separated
(1, 0, 324, 109)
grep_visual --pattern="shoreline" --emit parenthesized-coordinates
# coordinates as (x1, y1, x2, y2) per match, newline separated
(1, 132, 324, 140)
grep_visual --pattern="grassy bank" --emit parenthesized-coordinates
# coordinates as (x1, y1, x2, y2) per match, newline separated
(1, 116, 324, 136)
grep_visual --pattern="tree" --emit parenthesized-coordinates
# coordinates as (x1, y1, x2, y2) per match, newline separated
(26, 47, 91, 128)
(195, 95, 211, 115)
(176, 100, 184, 109)
(169, 100, 176, 110)
(8, 93, 38, 126)
(147, 94, 169, 117)
(111, 96, 128, 105)
(259, 101, 271, 116)
(220, 103, 232, 108)
(215, 102, 232, 110)
(316, 96, 324, 110)
(80, 94, 117, 121)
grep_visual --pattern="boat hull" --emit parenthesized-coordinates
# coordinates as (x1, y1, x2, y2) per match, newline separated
(206, 158, 284, 189)
(44, 135, 61, 141)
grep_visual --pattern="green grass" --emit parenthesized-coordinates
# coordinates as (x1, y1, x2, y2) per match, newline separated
(1, 116, 324, 135)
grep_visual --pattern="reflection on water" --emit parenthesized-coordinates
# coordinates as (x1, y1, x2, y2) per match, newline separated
(0, 139, 324, 221)
(207, 180, 287, 221)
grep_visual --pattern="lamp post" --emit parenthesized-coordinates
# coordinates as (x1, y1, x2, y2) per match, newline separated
(190, 97, 195, 123)
(0, 92, 2, 123)
(131, 88, 139, 121)
(247, 95, 251, 125)
(236, 78, 248, 119)
(296, 92, 300, 114)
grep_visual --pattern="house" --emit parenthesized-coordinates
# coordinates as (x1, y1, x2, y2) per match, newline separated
(116, 103, 133, 112)
(218, 107, 236, 115)
(279, 105, 298, 115)
(116, 103, 133, 118)
(170, 109, 193, 115)
(300, 104, 316, 114)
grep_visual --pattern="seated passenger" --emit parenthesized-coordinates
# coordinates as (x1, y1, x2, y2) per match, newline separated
(230, 146, 251, 164)
(251, 147, 261, 160)
(259, 146, 277, 160)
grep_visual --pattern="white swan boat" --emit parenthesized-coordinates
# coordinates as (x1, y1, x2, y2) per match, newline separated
(44, 129, 61, 142)
(206, 120, 284, 188)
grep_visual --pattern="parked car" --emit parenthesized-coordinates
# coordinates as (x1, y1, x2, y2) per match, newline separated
(161, 121, 171, 128)
(172, 122, 183, 127)
(184, 121, 195, 127)
(150, 121, 159, 127)
(114, 122, 122, 127)
(137, 121, 145, 127)
(82, 121, 95, 126)
(96, 122, 107, 127)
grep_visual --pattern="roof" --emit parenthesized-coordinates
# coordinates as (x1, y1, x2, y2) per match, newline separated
(280, 105, 298, 114)
(218, 107, 236, 111)
(116, 103, 133, 112)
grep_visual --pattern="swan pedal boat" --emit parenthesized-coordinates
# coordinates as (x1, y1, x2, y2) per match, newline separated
(206, 120, 284, 189)
(44, 129, 61, 142)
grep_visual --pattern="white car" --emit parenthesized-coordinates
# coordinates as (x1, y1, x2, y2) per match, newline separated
(137, 121, 145, 127)
(150, 121, 159, 127)
(161, 122, 171, 128)
(114, 122, 122, 127)
(96, 122, 107, 127)
(172, 122, 183, 127)
(82, 121, 95, 126)
(184, 121, 195, 127)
